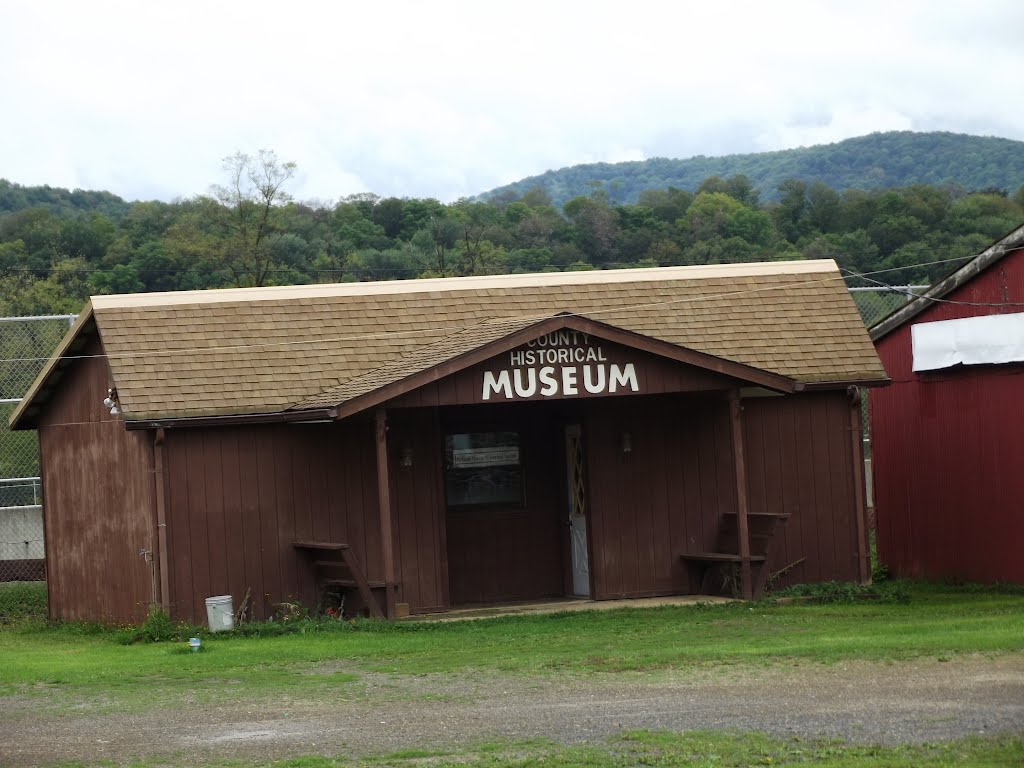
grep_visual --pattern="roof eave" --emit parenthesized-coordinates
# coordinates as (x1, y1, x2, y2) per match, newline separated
(869, 223, 1024, 343)
(123, 407, 338, 431)
(798, 377, 891, 391)
(8, 303, 96, 431)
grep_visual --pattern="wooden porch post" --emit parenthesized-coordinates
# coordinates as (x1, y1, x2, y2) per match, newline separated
(153, 428, 170, 614)
(374, 408, 397, 618)
(729, 392, 753, 600)
(849, 388, 871, 584)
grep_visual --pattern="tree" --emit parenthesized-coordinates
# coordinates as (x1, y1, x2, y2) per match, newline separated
(209, 150, 297, 287)
(772, 180, 808, 242)
(0, 257, 90, 315)
(450, 200, 501, 274)
(697, 174, 759, 207)
(681, 192, 745, 241)
(637, 187, 693, 225)
(410, 214, 459, 276)
(563, 192, 619, 264)
(806, 182, 842, 233)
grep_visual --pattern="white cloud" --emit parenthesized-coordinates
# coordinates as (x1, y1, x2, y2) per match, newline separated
(1, 0, 1022, 203)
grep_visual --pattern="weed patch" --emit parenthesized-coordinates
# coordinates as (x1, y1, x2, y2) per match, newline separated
(0, 581, 47, 623)
(773, 579, 910, 604)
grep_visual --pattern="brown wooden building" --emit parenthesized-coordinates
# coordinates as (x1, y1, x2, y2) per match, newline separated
(10, 261, 886, 624)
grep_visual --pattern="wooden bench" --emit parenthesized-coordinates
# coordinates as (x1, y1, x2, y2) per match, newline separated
(293, 541, 384, 618)
(681, 512, 790, 600)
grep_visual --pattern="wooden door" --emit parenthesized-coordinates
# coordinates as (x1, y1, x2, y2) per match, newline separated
(443, 405, 563, 605)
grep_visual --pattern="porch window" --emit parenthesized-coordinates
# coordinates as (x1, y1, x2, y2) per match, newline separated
(444, 431, 523, 508)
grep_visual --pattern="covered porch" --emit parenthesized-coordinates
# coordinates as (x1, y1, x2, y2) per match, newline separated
(316, 313, 861, 619)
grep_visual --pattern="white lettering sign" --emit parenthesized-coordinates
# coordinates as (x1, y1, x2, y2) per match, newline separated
(481, 336, 640, 401)
(482, 370, 512, 400)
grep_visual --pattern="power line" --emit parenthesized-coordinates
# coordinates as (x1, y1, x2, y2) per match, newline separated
(842, 267, 1024, 308)
(0, 247, 993, 279)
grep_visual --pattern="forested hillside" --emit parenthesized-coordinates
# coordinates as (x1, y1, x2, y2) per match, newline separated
(481, 132, 1024, 208)
(0, 179, 131, 221)
(1, 149, 1022, 318)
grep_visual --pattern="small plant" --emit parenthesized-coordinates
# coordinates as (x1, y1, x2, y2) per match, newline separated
(274, 600, 308, 623)
(869, 529, 890, 582)
(131, 604, 183, 643)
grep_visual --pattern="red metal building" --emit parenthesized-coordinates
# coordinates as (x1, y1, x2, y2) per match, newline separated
(870, 224, 1024, 583)
(12, 261, 885, 624)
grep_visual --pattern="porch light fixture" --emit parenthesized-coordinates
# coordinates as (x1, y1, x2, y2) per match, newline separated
(102, 388, 120, 416)
(399, 446, 414, 468)
(620, 431, 633, 454)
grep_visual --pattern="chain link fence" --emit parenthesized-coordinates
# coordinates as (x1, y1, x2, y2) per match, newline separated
(1, 315, 75, 618)
(849, 285, 925, 328)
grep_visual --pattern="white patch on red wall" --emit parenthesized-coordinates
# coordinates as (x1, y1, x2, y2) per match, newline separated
(912, 312, 1024, 372)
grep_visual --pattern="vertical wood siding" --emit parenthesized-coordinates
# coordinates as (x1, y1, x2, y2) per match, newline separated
(584, 392, 862, 598)
(37, 335, 156, 624)
(163, 419, 383, 622)
(584, 395, 735, 598)
(872, 248, 1024, 583)
(387, 408, 449, 611)
(743, 393, 862, 586)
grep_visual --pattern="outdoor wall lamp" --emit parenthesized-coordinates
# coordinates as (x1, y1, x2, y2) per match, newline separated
(399, 446, 414, 468)
(102, 387, 120, 416)
(620, 431, 633, 454)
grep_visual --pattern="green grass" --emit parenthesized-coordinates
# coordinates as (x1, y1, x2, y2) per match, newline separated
(1, 582, 1022, 712)
(4, 582, 1024, 678)
(41, 730, 1024, 767)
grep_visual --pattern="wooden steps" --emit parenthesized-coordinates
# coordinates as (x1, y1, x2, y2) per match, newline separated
(293, 540, 384, 618)
(680, 512, 789, 599)
(322, 578, 386, 589)
(681, 552, 766, 564)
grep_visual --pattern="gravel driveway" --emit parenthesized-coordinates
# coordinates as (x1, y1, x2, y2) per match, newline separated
(2, 654, 1023, 766)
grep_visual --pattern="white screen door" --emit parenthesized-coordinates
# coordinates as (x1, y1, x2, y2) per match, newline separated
(565, 425, 590, 596)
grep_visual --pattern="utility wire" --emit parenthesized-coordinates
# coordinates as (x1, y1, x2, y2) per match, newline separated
(0, 260, 962, 277)
(0, 248, 991, 278)
(842, 267, 1024, 308)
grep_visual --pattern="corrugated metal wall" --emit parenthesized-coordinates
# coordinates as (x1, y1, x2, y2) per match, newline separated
(871, 247, 1024, 583)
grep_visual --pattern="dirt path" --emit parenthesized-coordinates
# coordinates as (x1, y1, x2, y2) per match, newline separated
(3, 655, 1023, 766)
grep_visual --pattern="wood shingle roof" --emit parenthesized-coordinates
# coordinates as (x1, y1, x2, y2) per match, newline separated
(11, 260, 886, 427)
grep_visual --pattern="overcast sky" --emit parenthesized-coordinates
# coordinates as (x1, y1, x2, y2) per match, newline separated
(2, 1, 1022, 204)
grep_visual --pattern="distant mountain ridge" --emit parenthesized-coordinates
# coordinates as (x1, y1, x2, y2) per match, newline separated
(0, 179, 132, 221)
(479, 131, 1024, 208)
